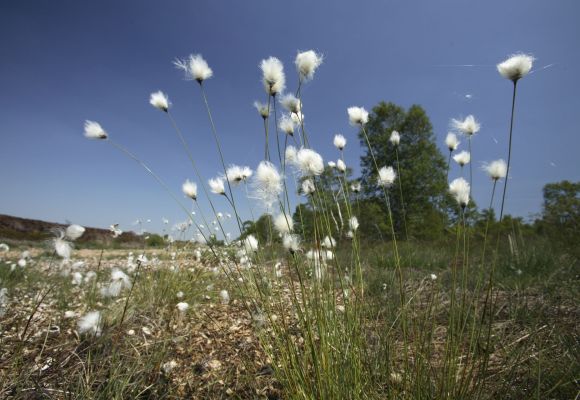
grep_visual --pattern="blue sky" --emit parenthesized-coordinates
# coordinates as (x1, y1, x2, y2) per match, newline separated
(1, 0, 578, 238)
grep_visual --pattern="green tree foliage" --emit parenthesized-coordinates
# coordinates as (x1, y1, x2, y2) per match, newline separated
(241, 214, 274, 243)
(358, 102, 449, 240)
(539, 180, 579, 250)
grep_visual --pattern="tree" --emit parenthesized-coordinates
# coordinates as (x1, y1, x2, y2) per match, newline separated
(540, 180, 579, 249)
(358, 102, 449, 240)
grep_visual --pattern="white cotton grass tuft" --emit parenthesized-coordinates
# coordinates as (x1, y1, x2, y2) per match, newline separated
(285, 146, 298, 164)
(336, 159, 347, 173)
(282, 233, 300, 253)
(260, 56, 286, 95)
(274, 213, 294, 234)
(100, 268, 132, 298)
(453, 151, 471, 167)
(449, 177, 471, 208)
(301, 179, 316, 195)
(149, 91, 170, 112)
(182, 179, 198, 200)
(291, 111, 305, 125)
(328, 161, 336, 168)
(219, 290, 230, 305)
(445, 132, 460, 151)
(322, 236, 336, 249)
(225, 165, 252, 185)
(208, 177, 226, 195)
(349, 216, 359, 231)
(351, 182, 361, 193)
(253, 161, 283, 207)
(176, 302, 189, 312)
(497, 53, 534, 82)
(253, 101, 270, 119)
(174, 54, 213, 82)
(347, 106, 369, 126)
(77, 311, 102, 336)
(484, 159, 508, 181)
(0, 243, 9, 252)
(279, 115, 296, 136)
(280, 94, 302, 114)
(333, 134, 346, 150)
(53, 233, 72, 259)
(65, 224, 85, 241)
(451, 115, 480, 137)
(295, 148, 324, 176)
(295, 50, 323, 81)
(378, 166, 397, 188)
(243, 235, 259, 253)
(83, 120, 108, 140)
(390, 131, 401, 146)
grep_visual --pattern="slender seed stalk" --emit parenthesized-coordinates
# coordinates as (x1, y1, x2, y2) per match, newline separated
(499, 80, 518, 222)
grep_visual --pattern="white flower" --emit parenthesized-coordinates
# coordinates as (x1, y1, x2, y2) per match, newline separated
(301, 179, 316, 195)
(53, 236, 72, 259)
(64, 310, 77, 319)
(149, 91, 170, 112)
(349, 216, 359, 231)
(337, 159, 348, 173)
(182, 179, 198, 200)
(0, 243, 9, 252)
(18, 258, 26, 268)
(83, 120, 108, 139)
(322, 236, 336, 249)
(390, 131, 401, 146)
(71, 272, 83, 285)
(253, 101, 270, 119)
(497, 53, 534, 82)
(347, 106, 369, 126)
(285, 145, 298, 163)
(110, 224, 122, 238)
(282, 234, 300, 253)
(280, 94, 301, 114)
(328, 161, 336, 168)
(274, 214, 294, 234)
(351, 182, 361, 193)
(176, 291, 184, 299)
(162, 360, 178, 374)
(430, 274, 437, 281)
(333, 134, 346, 150)
(208, 177, 226, 195)
(453, 150, 471, 167)
(291, 111, 305, 124)
(174, 54, 213, 82)
(101, 268, 132, 297)
(451, 115, 480, 136)
(449, 177, 470, 208)
(260, 56, 286, 95)
(295, 50, 323, 81)
(77, 311, 102, 336)
(66, 224, 85, 240)
(484, 159, 507, 181)
(445, 132, 460, 151)
(294, 148, 324, 176)
(253, 161, 283, 207)
(219, 290, 230, 305)
(378, 166, 396, 188)
(176, 302, 189, 312)
(279, 114, 296, 136)
(226, 165, 252, 185)
(243, 235, 259, 253)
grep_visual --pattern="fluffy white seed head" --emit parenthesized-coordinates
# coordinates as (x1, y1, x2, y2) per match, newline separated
(54, 237, 72, 259)
(347, 106, 369, 126)
(260, 57, 286, 95)
(295, 50, 323, 81)
(484, 159, 507, 181)
(77, 311, 102, 336)
(322, 236, 336, 249)
(449, 177, 471, 208)
(497, 53, 534, 82)
(378, 166, 397, 188)
(336, 159, 346, 173)
(453, 151, 471, 167)
(328, 161, 336, 168)
(295, 148, 324, 176)
(282, 233, 301, 253)
(301, 179, 316, 195)
(253, 161, 283, 207)
(66, 224, 85, 241)
(285, 145, 298, 164)
(451, 115, 480, 136)
(226, 165, 252, 185)
(390, 131, 401, 146)
(351, 182, 361, 193)
(349, 216, 359, 231)
(182, 179, 198, 200)
(333, 134, 346, 150)
(208, 177, 226, 195)
(445, 132, 460, 151)
(274, 213, 294, 234)
(149, 91, 170, 112)
(291, 111, 305, 125)
(280, 94, 302, 114)
(176, 302, 189, 312)
(219, 290, 230, 305)
(253, 101, 269, 119)
(279, 114, 296, 136)
(83, 120, 108, 140)
(174, 54, 213, 82)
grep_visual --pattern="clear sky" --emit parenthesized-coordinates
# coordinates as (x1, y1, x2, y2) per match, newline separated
(1, 0, 579, 238)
